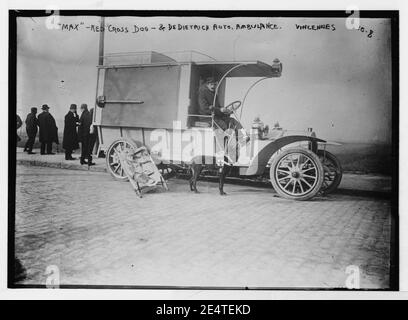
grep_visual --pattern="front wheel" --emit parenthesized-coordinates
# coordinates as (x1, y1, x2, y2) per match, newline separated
(270, 148, 324, 200)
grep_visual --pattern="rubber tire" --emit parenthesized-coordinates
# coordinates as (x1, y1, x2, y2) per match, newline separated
(270, 148, 324, 201)
(105, 138, 143, 182)
(317, 150, 343, 195)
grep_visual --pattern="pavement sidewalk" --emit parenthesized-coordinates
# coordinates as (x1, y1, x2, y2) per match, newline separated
(15, 147, 392, 194)
(15, 147, 106, 173)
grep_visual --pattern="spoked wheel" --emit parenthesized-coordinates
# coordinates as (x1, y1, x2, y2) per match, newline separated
(106, 138, 142, 181)
(270, 148, 324, 200)
(317, 150, 343, 194)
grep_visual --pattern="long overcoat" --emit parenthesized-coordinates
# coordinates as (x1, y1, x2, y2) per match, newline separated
(78, 109, 92, 142)
(38, 111, 57, 143)
(62, 111, 79, 150)
(25, 113, 38, 137)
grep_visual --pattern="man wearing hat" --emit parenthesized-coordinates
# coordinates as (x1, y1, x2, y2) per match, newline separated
(62, 104, 80, 160)
(198, 76, 243, 132)
(37, 104, 58, 155)
(23, 107, 38, 154)
(78, 103, 95, 165)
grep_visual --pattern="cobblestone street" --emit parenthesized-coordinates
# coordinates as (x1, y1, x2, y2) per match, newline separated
(14, 165, 392, 289)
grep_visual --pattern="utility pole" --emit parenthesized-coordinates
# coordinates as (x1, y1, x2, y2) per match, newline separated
(98, 16, 105, 65)
(93, 16, 105, 156)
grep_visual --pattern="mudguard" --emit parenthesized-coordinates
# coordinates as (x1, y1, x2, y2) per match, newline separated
(244, 135, 326, 176)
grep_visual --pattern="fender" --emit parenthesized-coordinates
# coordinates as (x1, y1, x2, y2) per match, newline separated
(244, 135, 326, 176)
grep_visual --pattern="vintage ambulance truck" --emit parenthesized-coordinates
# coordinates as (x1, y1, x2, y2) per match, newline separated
(92, 51, 342, 200)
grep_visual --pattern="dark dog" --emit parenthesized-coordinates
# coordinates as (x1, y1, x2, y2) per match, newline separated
(189, 163, 231, 195)
(189, 133, 238, 195)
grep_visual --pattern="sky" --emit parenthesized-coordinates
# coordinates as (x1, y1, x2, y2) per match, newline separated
(16, 15, 392, 144)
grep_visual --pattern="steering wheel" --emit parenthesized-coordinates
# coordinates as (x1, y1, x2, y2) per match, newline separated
(224, 100, 242, 113)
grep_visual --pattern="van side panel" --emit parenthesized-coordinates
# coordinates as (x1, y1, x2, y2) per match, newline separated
(101, 65, 181, 129)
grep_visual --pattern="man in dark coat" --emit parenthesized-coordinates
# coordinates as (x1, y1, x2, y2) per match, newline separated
(37, 104, 57, 155)
(88, 107, 97, 156)
(62, 104, 79, 160)
(198, 77, 242, 131)
(78, 103, 95, 165)
(23, 107, 38, 154)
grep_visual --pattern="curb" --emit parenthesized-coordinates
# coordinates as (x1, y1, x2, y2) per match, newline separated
(17, 159, 107, 173)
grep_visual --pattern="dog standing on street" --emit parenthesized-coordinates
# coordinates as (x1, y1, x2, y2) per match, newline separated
(189, 159, 232, 196)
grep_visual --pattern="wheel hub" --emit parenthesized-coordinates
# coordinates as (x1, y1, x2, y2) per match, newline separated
(291, 171, 300, 179)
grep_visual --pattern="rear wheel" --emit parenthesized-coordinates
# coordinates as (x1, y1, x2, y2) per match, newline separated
(270, 148, 324, 200)
(106, 138, 143, 181)
(317, 150, 343, 194)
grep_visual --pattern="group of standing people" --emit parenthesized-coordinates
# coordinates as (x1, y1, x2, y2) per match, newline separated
(22, 104, 59, 154)
(19, 103, 96, 166)
(62, 103, 96, 165)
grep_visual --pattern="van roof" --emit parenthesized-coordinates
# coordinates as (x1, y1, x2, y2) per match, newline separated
(101, 51, 282, 78)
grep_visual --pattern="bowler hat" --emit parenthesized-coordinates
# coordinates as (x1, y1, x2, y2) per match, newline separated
(31, 107, 37, 113)
(41, 104, 49, 110)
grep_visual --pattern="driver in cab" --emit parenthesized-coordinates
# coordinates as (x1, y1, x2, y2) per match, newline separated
(198, 76, 243, 132)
